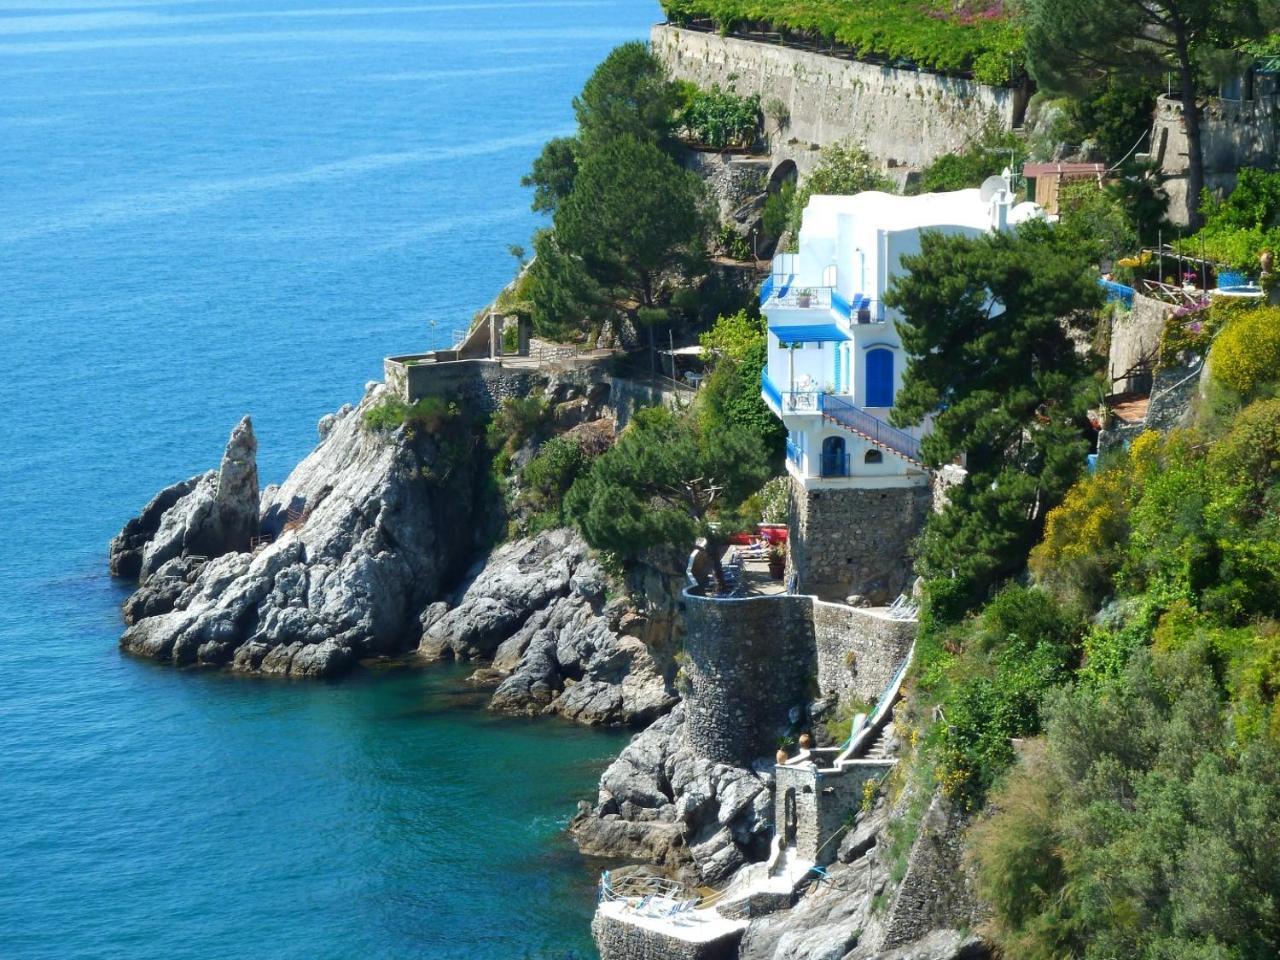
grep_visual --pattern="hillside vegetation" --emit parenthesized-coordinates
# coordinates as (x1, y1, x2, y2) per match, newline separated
(898, 294, 1280, 959)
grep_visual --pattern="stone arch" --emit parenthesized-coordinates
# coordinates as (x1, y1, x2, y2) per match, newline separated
(865, 449, 883, 465)
(768, 159, 798, 194)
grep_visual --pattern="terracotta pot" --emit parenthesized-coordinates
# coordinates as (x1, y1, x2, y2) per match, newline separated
(775, 748, 789, 764)
(798, 732, 812, 751)
(768, 557, 785, 579)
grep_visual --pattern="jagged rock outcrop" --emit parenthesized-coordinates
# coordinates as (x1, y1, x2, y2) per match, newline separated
(109, 476, 202, 578)
(114, 387, 485, 676)
(572, 705, 774, 884)
(421, 529, 678, 727)
(135, 416, 261, 579)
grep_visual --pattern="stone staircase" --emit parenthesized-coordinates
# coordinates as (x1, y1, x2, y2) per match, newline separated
(859, 721, 894, 761)
(820, 394, 924, 467)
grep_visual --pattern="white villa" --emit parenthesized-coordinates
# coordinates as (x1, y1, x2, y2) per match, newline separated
(761, 177, 1043, 490)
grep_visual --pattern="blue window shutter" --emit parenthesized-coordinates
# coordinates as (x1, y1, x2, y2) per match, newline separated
(866, 349, 893, 407)
(833, 347, 841, 392)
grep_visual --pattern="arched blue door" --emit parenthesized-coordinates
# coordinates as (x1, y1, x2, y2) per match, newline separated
(821, 436, 847, 477)
(866, 349, 894, 407)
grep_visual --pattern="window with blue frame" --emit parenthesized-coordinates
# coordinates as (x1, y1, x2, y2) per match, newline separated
(866, 348, 894, 407)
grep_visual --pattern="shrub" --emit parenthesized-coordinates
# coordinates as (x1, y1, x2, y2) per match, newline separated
(521, 435, 588, 515)
(362, 395, 457, 434)
(1030, 464, 1129, 606)
(1210, 305, 1280, 399)
(659, 0, 1025, 84)
(676, 83, 760, 149)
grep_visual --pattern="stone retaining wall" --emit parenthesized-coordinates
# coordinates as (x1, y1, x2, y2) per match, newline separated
(593, 908, 743, 960)
(1155, 94, 1280, 225)
(682, 589, 917, 764)
(1109, 292, 1168, 394)
(787, 482, 933, 604)
(652, 25, 1026, 175)
(813, 602, 915, 706)
(882, 794, 985, 949)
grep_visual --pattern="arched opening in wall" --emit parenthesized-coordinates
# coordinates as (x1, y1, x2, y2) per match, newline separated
(865, 348, 894, 408)
(783, 788, 798, 846)
(821, 263, 838, 288)
(864, 449, 883, 465)
(760, 160, 799, 258)
(821, 436, 848, 478)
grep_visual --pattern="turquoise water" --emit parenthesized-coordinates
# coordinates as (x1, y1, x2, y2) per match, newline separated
(0, 2, 652, 957)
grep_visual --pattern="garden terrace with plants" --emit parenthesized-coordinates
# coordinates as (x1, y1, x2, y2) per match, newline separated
(660, 0, 1026, 85)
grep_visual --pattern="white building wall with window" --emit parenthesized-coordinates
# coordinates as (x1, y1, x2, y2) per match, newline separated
(761, 180, 1043, 491)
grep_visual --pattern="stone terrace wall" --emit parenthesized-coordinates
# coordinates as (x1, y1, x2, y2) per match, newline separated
(682, 590, 917, 765)
(593, 909, 742, 960)
(1109, 292, 1168, 394)
(385, 356, 617, 410)
(682, 592, 817, 765)
(1155, 94, 1280, 225)
(788, 482, 932, 604)
(882, 794, 985, 950)
(652, 25, 1026, 175)
(813, 602, 915, 706)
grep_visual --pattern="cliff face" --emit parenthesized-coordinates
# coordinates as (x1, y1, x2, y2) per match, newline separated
(419, 529, 680, 727)
(109, 377, 685, 730)
(113, 385, 487, 676)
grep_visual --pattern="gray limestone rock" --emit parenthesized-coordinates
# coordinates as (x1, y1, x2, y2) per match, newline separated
(423, 528, 677, 727)
(116, 388, 478, 676)
(571, 705, 772, 882)
(108, 475, 202, 578)
(136, 416, 261, 579)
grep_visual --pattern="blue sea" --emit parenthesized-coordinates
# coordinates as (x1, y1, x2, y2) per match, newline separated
(0, 2, 654, 957)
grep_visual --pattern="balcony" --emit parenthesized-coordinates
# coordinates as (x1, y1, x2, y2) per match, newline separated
(762, 282, 887, 325)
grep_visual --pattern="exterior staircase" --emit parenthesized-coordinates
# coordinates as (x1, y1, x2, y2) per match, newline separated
(859, 720, 894, 761)
(820, 394, 924, 467)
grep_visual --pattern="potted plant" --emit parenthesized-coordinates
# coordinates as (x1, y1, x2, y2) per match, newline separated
(798, 732, 812, 751)
(776, 737, 790, 765)
(767, 544, 786, 579)
(795, 287, 813, 308)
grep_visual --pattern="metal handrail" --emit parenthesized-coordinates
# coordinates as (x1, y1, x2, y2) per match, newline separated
(821, 394, 922, 462)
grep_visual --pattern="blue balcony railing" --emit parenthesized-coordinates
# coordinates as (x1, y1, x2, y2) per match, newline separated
(1098, 277, 1135, 308)
(821, 394, 922, 464)
(759, 274, 775, 305)
(761, 370, 782, 411)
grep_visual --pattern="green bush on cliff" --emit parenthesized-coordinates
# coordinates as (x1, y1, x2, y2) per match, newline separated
(675, 82, 760, 149)
(565, 404, 770, 563)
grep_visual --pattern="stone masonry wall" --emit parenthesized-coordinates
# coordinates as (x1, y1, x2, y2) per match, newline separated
(1155, 94, 1280, 226)
(682, 590, 917, 765)
(882, 794, 985, 950)
(1109, 292, 1168, 394)
(788, 481, 932, 604)
(593, 909, 742, 960)
(776, 760, 891, 865)
(682, 149, 770, 223)
(682, 592, 817, 765)
(813, 602, 915, 706)
(652, 25, 1025, 175)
